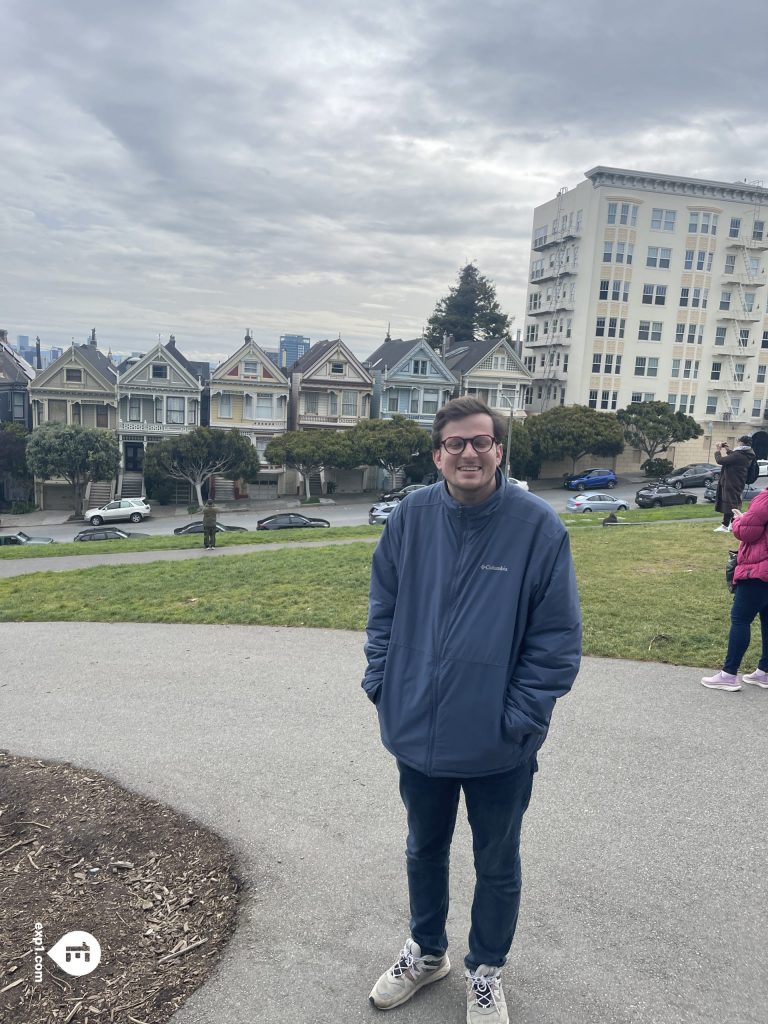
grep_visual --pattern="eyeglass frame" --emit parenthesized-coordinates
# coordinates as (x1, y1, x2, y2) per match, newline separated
(438, 434, 499, 454)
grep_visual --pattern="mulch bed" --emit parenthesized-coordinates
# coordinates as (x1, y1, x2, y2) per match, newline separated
(0, 752, 241, 1023)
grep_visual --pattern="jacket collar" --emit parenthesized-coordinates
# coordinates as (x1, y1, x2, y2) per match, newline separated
(438, 468, 507, 518)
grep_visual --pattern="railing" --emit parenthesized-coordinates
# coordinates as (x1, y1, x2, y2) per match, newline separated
(117, 421, 193, 433)
(298, 413, 360, 425)
(726, 234, 768, 250)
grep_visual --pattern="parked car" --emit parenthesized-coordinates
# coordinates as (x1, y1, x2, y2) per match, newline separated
(379, 483, 428, 502)
(74, 527, 149, 542)
(563, 468, 617, 490)
(507, 478, 529, 491)
(256, 513, 330, 531)
(369, 501, 399, 525)
(173, 521, 248, 536)
(565, 493, 630, 514)
(703, 482, 761, 504)
(662, 463, 720, 489)
(635, 484, 697, 508)
(84, 497, 152, 526)
(0, 530, 55, 546)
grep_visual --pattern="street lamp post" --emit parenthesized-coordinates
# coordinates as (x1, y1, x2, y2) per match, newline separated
(497, 393, 515, 479)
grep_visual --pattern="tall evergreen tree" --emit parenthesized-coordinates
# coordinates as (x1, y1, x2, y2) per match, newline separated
(424, 264, 511, 349)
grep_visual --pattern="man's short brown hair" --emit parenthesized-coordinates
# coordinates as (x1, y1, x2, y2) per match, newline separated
(431, 397, 506, 450)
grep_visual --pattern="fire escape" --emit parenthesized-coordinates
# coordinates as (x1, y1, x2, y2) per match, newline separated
(526, 187, 579, 411)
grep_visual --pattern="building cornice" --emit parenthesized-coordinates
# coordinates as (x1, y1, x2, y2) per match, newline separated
(585, 166, 768, 205)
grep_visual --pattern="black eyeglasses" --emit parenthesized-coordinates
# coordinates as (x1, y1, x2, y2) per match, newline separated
(439, 434, 497, 454)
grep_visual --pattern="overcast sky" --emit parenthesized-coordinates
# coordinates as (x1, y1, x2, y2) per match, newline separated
(3, 0, 768, 367)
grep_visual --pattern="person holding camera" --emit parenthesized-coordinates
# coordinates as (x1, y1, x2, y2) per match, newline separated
(712, 436, 755, 533)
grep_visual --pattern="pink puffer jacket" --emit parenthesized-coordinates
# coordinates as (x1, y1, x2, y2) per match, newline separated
(732, 488, 768, 583)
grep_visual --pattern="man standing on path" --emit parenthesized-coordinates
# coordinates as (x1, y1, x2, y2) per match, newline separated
(362, 397, 582, 1024)
(202, 498, 218, 549)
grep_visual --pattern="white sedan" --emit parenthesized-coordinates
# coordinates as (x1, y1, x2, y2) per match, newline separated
(84, 498, 152, 525)
(507, 477, 529, 491)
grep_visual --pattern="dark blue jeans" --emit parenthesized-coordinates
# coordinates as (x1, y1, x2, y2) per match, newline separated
(397, 758, 537, 971)
(723, 578, 768, 674)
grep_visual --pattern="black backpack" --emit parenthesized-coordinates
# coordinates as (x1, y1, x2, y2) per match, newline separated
(746, 456, 759, 485)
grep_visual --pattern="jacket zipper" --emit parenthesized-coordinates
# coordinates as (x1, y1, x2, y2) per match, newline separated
(427, 508, 467, 774)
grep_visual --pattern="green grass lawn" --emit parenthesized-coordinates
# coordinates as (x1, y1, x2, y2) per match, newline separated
(0, 520, 744, 667)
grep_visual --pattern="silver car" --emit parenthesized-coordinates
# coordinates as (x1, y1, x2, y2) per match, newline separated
(84, 497, 152, 526)
(369, 501, 399, 525)
(565, 492, 630, 514)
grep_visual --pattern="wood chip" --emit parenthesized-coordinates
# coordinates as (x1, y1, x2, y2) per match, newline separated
(64, 1000, 83, 1022)
(0, 977, 24, 994)
(157, 937, 208, 963)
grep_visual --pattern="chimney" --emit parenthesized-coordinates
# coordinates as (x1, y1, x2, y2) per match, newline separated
(35, 337, 42, 369)
(0, 329, 7, 344)
(90, 327, 97, 346)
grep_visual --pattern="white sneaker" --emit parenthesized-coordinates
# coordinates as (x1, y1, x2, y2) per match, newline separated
(742, 668, 768, 687)
(466, 965, 508, 1023)
(369, 938, 450, 1010)
(701, 670, 741, 691)
(713, 525, 731, 533)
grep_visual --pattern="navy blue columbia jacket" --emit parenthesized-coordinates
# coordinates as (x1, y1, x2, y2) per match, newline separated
(362, 473, 582, 777)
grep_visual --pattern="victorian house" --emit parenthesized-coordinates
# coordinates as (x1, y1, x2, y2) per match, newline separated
(115, 336, 207, 499)
(443, 337, 531, 420)
(0, 329, 35, 428)
(28, 331, 118, 509)
(209, 332, 290, 499)
(364, 336, 457, 427)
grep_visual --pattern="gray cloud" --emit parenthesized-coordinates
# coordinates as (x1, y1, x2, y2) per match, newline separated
(2, 0, 768, 364)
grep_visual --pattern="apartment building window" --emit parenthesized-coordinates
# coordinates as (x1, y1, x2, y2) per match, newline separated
(615, 355, 622, 374)
(753, 400, 762, 417)
(616, 241, 633, 264)
(763, 330, 768, 349)
(528, 293, 541, 311)
(575, 210, 583, 230)
(602, 241, 612, 263)
(526, 324, 539, 343)
(684, 249, 694, 270)
(651, 208, 676, 231)
(642, 284, 667, 305)
(739, 329, 750, 347)
(219, 394, 232, 418)
(647, 246, 672, 268)
(523, 386, 533, 405)
(711, 362, 722, 380)
(692, 288, 708, 308)
(152, 364, 168, 379)
(604, 354, 613, 374)
(524, 356, 535, 372)
(305, 392, 319, 414)
(716, 326, 727, 345)
(734, 363, 745, 382)
(540, 353, 546, 367)
(65, 368, 82, 382)
(599, 390, 610, 410)
(667, 393, 677, 410)
(744, 292, 756, 312)
(631, 392, 643, 404)
(531, 258, 544, 280)
(675, 324, 686, 343)
(724, 253, 736, 274)
(720, 291, 731, 310)
(599, 279, 609, 300)
(607, 317, 625, 338)
(758, 365, 767, 384)
(588, 390, 598, 409)
(671, 359, 681, 378)
(533, 226, 548, 246)
(706, 395, 718, 414)
(412, 360, 428, 375)
(680, 288, 689, 307)
(128, 397, 141, 421)
(688, 211, 718, 234)
(638, 320, 663, 342)
(754, 220, 765, 241)
(688, 324, 704, 344)
(748, 256, 761, 275)
(729, 217, 741, 239)
(592, 353, 602, 373)
(682, 359, 699, 379)
(566, 318, 572, 338)
(611, 280, 630, 302)
(731, 398, 741, 416)
(595, 316, 605, 337)
(634, 357, 659, 377)
(166, 397, 184, 424)
(607, 201, 638, 226)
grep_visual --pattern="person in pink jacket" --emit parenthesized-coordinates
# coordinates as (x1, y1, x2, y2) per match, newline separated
(702, 487, 768, 691)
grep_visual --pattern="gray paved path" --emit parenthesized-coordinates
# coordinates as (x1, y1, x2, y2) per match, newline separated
(1, 623, 766, 1023)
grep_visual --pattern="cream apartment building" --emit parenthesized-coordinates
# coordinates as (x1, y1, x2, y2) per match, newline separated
(523, 166, 768, 456)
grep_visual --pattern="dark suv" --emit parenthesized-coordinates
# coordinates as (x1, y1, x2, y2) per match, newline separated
(662, 463, 719, 489)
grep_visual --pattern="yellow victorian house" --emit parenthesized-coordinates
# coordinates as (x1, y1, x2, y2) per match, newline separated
(209, 333, 290, 499)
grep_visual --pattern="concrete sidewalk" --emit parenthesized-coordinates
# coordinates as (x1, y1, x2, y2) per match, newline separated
(1, 623, 766, 1023)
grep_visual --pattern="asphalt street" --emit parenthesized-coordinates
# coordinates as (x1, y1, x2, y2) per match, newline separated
(1, 623, 766, 1024)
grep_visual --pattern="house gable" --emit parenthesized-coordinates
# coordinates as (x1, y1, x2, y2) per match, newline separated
(297, 340, 372, 387)
(118, 344, 200, 391)
(30, 345, 115, 396)
(385, 339, 457, 386)
(457, 340, 529, 379)
(212, 338, 289, 388)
